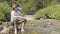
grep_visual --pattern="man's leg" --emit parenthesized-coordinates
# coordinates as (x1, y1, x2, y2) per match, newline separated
(18, 16, 26, 34)
(21, 22, 25, 34)
(21, 19, 26, 34)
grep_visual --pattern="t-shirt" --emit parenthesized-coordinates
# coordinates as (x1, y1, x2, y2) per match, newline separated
(11, 10, 21, 22)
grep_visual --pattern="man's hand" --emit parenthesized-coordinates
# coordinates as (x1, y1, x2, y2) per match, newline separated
(20, 13, 24, 17)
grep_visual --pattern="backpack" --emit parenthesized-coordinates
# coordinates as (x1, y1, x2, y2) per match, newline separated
(18, 7, 22, 13)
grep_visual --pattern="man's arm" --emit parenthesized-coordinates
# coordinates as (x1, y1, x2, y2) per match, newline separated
(21, 9, 25, 16)
(13, 16, 24, 19)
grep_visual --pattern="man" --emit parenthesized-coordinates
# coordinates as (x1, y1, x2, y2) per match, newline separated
(11, 6, 26, 34)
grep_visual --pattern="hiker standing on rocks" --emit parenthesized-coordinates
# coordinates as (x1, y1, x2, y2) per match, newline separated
(11, 4, 26, 34)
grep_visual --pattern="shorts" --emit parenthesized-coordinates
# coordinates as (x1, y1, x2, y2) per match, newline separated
(11, 19, 27, 26)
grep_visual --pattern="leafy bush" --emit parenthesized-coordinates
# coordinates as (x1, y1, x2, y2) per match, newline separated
(34, 5, 60, 20)
(0, 2, 11, 21)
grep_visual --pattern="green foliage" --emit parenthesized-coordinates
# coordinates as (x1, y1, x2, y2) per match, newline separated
(34, 5, 60, 20)
(0, 0, 58, 15)
(0, 2, 11, 21)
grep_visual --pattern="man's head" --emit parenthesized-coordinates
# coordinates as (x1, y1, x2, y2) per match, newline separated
(12, 4, 19, 8)
(12, 4, 20, 11)
(13, 7, 18, 11)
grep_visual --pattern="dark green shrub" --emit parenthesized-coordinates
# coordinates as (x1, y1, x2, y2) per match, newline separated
(0, 2, 11, 21)
(34, 5, 60, 20)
